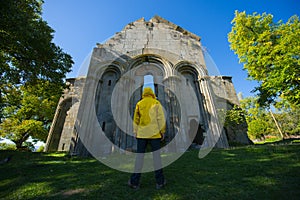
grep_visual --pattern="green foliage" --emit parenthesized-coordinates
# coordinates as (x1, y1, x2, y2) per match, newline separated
(228, 11, 300, 106)
(223, 105, 246, 127)
(240, 97, 274, 139)
(0, 142, 16, 150)
(240, 97, 300, 140)
(0, 0, 73, 120)
(0, 0, 73, 85)
(239, 96, 264, 119)
(247, 118, 268, 140)
(0, 118, 46, 148)
(36, 145, 45, 152)
(0, 81, 60, 149)
(273, 101, 300, 136)
(0, 0, 72, 149)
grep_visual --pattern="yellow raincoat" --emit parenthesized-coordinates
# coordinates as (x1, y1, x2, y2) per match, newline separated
(133, 87, 166, 139)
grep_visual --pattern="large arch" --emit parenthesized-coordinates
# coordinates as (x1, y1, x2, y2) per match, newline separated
(45, 97, 79, 152)
(129, 54, 171, 77)
(174, 61, 208, 77)
(128, 55, 171, 150)
(174, 63, 207, 145)
(174, 63, 229, 148)
(94, 65, 122, 152)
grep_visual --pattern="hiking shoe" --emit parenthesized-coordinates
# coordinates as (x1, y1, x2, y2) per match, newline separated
(156, 180, 167, 190)
(128, 180, 139, 190)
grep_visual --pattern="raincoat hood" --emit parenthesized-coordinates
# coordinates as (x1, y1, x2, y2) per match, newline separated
(142, 87, 156, 99)
(133, 87, 166, 139)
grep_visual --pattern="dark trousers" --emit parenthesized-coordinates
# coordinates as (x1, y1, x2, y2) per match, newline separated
(130, 138, 164, 185)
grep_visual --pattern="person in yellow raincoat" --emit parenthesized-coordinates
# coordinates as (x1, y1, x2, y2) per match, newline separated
(128, 87, 166, 189)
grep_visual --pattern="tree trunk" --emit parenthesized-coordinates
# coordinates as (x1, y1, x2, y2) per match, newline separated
(269, 110, 284, 139)
(13, 132, 30, 150)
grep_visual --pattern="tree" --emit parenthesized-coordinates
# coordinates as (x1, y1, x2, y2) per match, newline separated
(0, 81, 60, 150)
(0, 0, 73, 149)
(240, 97, 275, 140)
(0, 118, 46, 149)
(222, 105, 246, 128)
(0, 0, 73, 118)
(273, 100, 300, 136)
(239, 97, 265, 121)
(240, 96, 300, 140)
(228, 11, 300, 106)
(247, 119, 269, 140)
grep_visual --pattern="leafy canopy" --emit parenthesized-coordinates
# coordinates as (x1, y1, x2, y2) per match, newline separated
(228, 11, 300, 106)
(240, 96, 300, 140)
(0, 0, 73, 85)
(0, 81, 60, 149)
(0, 0, 73, 149)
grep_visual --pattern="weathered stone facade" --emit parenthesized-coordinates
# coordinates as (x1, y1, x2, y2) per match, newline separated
(45, 16, 251, 155)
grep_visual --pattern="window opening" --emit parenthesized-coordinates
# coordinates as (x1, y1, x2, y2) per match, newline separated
(186, 78, 189, 85)
(143, 75, 155, 94)
(102, 122, 106, 131)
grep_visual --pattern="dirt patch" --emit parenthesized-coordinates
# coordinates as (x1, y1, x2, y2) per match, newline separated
(61, 188, 86, 196)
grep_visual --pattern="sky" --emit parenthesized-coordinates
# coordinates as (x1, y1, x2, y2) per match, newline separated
(42, 0, 299, 98)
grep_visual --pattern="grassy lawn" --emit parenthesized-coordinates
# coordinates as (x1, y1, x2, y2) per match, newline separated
(0, 142, 299, 200)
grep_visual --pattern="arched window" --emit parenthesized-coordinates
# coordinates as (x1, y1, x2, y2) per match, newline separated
(186, 78, 189, 85)
(143, 74, 155, 92)
(102, 122, 106, 131)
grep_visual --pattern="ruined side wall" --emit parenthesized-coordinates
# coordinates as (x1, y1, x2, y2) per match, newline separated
(209, 76, 252, 145)
(209, 76, 239, 106)
(45, 77, 85, 152)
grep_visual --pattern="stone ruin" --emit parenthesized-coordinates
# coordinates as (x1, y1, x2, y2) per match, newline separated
(45, 16, 251, 156)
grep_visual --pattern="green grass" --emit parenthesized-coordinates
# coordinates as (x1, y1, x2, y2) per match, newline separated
(0, 143, 299, 200)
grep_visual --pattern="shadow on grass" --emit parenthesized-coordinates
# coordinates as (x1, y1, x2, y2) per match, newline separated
(0, 143, 299, 200)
